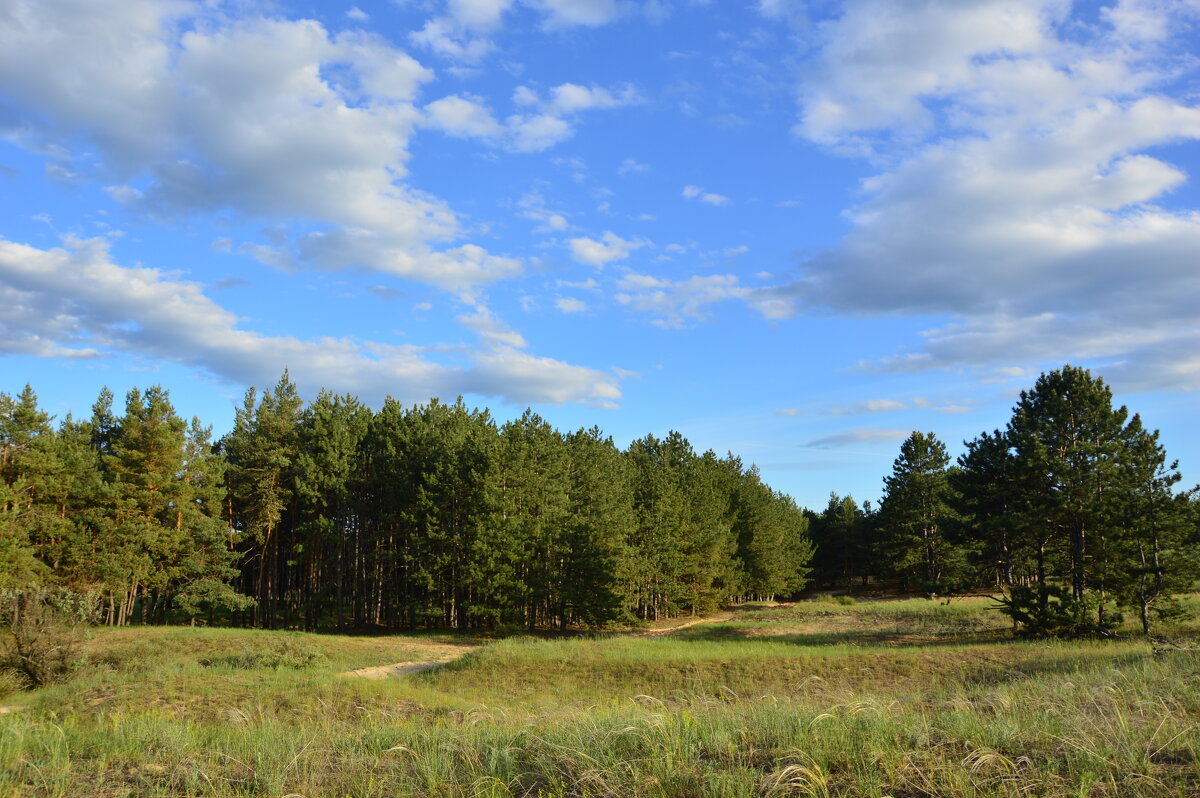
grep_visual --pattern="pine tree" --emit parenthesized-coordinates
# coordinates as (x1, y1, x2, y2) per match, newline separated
(877, 431, 963, 596)
(1118, 420, 1198, 633)
(222, 372, 304, 627)
(809, 493, 867, 591)
(295, 391, 370, 630)
(561, 427, 634, 628)
(1006, 366, 1135, 625)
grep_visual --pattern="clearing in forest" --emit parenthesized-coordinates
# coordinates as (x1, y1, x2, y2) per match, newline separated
(2, 596, 1199, 797)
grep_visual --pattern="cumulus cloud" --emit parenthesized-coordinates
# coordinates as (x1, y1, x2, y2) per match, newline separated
(424, 94, 506, 138)
(539, 82, 640, 114)
(408, 0, 514, 63)
(0, 1, 530, 292)
(0, 237, 621, 407)
(568, 232, 646, 267)
(765, 0, 1200, 392)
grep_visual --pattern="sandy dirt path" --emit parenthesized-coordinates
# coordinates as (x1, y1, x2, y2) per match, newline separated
(341, 643, 476, 680)
(341, 605, 780, 679)
(638, 610, 736, 637)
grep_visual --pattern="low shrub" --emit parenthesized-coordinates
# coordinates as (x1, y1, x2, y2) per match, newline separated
(0, 666, 26, 698)
(0, 587, 98, 687)
(198, 638, 326, 670)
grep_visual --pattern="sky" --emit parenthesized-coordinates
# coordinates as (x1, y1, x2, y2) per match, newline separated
(1, 0, 1198, 511)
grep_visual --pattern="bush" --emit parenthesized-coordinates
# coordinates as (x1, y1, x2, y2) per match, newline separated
(993, 585, 1120, 638)
(0, 666, 26, 699)
(0, 587, 99, 687)
(833, 595, 857, 606)
(198, 638, 326, 670)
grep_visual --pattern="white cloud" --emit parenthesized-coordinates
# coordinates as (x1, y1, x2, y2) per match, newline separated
(568, 232, 646, 267)
(542, 82, 640, 114)
(423, 94, 505, 138)
(237, 242, 296, 272)
(619, 158, 650, 175)
(758, 0, 808, 21)
(506, 113, 575, 152)
(346, 6, 369, 22)
(827, 399, 907, 415)
(527, 0, 624, 29)
(614, 270, 793, 327)
(447, 0, 514, 28)
(555, 297, 587, 313)
(764, 0, 1200, 392)
(615, 273, 745, 328)
(0, 3, 528, 292)
(516, 191, 573, 234)
(456, 305, 527, 349)
(423, 83, 638, 153)
(555, 278, 600, 291)
(0, 237, 620, 407)
(681, 185, 730, 205)
(795, 0, 1059, 145)
(407, 0, 514, 63)
(409, 18, 494, 62)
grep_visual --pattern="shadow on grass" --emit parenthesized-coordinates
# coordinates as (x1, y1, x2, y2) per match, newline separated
(668, 624, 1016, 649)
(961, 651, 1151, 688)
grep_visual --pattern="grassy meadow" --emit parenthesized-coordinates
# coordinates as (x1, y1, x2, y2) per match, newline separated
(2, 597, 1200, 797)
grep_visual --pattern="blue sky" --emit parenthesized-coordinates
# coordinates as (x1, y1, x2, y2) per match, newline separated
(1, 0, 1198, 510)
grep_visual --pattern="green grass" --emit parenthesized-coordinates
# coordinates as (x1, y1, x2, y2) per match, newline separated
(2, 598, 1199, 796)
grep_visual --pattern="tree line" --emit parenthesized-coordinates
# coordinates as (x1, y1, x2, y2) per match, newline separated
(0, 373, 811, 630)
(3, 364, 1195, 635)
(807, 366, 1199, 634)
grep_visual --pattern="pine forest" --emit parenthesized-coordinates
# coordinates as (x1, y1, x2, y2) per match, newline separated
(1, 365, 1197, 637)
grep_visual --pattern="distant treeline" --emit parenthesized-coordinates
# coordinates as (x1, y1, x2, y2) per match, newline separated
(0, 375, 811, 630)
(808, 366, 1200, 634)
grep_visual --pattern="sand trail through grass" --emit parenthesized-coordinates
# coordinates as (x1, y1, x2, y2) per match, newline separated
(4, 596, 1200, 796)
(342, 642, 477, 679)
(638, 602, 796, 638)
(341, 605, 765, 678)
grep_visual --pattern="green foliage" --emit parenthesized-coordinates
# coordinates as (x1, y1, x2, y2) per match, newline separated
(0, 587, 98, 687)
(6, 376, 813, 632)
(993, 584, 1082, 637)
(877, 431, 968, 595)
(198, 638, 326, 670)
